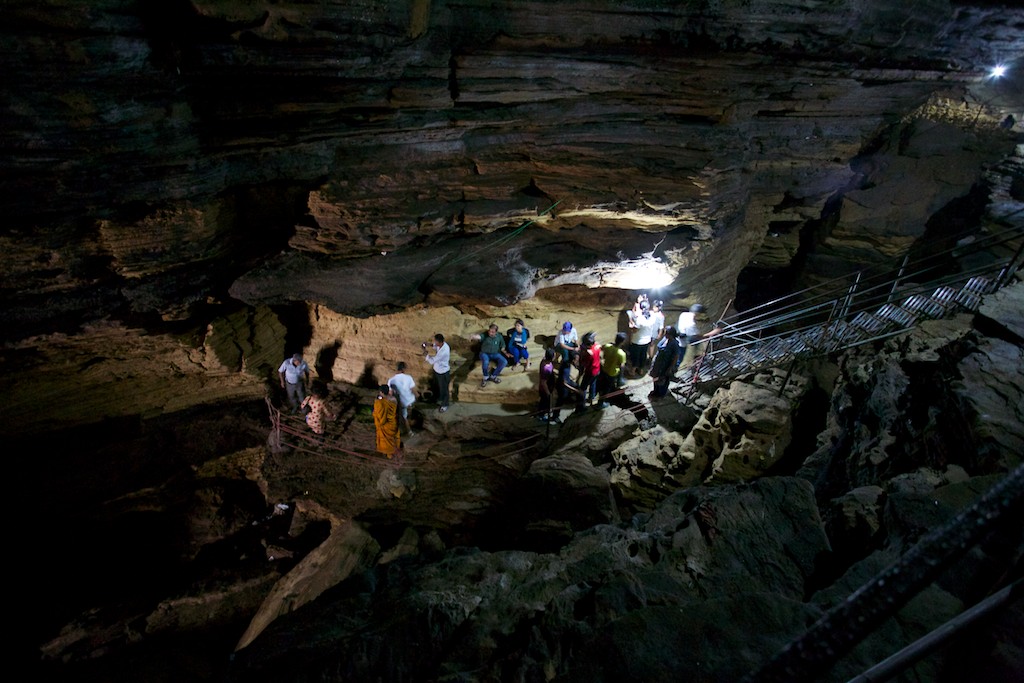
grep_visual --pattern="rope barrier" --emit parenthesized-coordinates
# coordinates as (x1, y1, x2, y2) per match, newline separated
(266, 399, 548, 471)
(445, 199, 562, 268)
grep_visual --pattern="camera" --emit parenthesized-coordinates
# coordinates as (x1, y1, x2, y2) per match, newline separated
(421, 342, 428, 349)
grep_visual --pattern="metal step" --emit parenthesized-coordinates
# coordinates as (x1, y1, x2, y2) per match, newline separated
(762, 337, 791, 360)
(931, 286, 960, 311)
(903, 294, 946, 319)
(962, 276, 993, 296)
(955, 276, 992, 311)
(851, 311, 889, 336)
(733, 346, 762, 368)
(876, 303, 918, 328)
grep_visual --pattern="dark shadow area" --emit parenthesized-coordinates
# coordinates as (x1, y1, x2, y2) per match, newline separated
(273, 302, 314, 360)
(356, 360, 379, 390)
(315, 340, 342, 382)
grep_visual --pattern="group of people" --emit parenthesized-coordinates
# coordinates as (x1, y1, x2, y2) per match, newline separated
(534, 324, 632, 422)
(277, 295, 721, 453)
(625, 295, 723, 379)
(470, 319, 531, 387)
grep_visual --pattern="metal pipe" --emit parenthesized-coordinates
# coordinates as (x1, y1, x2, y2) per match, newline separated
(744, 464, 1024, 683)
(846, 579, 1022, 683)
(887, 254, 909, 304)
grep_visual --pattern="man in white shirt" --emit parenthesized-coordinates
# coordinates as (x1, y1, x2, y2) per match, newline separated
(678, 304, 723, 370)
(278, 353, 310, 413)
(388, 362, 418, 433)
(423, 333, 451, 413)
(555, 321, 579, 363)
(628, 301, 658, 376)
(647, 298, 666, 364)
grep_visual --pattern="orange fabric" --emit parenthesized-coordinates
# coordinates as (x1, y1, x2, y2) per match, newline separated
(374, 397, 401, 456)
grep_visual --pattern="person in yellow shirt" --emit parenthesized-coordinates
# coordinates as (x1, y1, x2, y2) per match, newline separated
(598, 332, 628, 407)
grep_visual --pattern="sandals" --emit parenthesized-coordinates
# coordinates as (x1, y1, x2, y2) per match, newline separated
(491, 376, 501, 384)
(480, 379, 489, 388)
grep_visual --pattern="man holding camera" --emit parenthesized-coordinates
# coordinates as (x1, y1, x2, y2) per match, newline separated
(423, 333, 451, 413)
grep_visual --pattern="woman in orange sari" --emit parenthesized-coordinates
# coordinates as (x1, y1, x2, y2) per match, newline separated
(373, 384, 401, 458)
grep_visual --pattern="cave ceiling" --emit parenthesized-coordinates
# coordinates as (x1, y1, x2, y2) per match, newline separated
(1, 0, 1021, 339)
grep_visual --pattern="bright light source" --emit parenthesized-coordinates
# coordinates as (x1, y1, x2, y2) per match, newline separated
(990, 64, 1007, 79)
(603, 259, 675, 290)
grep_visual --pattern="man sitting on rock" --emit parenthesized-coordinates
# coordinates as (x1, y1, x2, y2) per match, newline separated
(471, 324, 509, 387)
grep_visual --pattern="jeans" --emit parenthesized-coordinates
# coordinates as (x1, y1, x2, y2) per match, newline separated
(480, 352, 508, 378)
(284, 381, 305, 411)
(509, 345, 529, 365)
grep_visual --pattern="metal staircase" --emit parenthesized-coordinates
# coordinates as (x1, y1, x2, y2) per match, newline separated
(679, 225, 1024, 391)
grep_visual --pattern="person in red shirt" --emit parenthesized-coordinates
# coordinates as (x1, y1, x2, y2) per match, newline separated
(576, 332, 601, 410)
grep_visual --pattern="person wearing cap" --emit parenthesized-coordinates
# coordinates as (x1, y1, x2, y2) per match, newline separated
(555, 320, 579, 363)
(678, 303, 723, 370)
(278, 353, 311, 413)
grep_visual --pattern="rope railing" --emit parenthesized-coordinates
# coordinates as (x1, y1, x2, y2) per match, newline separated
(266, 397, 549, 471)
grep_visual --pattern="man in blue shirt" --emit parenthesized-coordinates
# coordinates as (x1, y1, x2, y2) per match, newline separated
(278, 353, 310, 413)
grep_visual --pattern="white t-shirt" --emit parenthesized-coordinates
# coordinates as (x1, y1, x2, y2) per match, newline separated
(388, 372, 417, 407)
(678, 312, 700, 337)
(651, 310, 665, 335)
(633, 313, 658, 345)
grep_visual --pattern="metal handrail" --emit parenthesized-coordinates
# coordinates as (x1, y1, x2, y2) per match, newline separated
(722, 225, 1023, 336)
(677, 229, 1021, 392)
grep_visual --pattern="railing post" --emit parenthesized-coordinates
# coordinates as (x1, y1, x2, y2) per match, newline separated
(778, 360, 796, 397)
(994, 239, 1024, 289)
(840, 271, 861, 320)
(887, 254, 909, 304)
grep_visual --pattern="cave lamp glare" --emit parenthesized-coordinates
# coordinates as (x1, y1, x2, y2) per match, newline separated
(612, 259, 675, 290)
(989, 64, 1007, 79)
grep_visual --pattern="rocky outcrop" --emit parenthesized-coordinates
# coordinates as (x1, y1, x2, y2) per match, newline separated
(231, 477, 832, 682)
(801, 281, 1024, 498)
